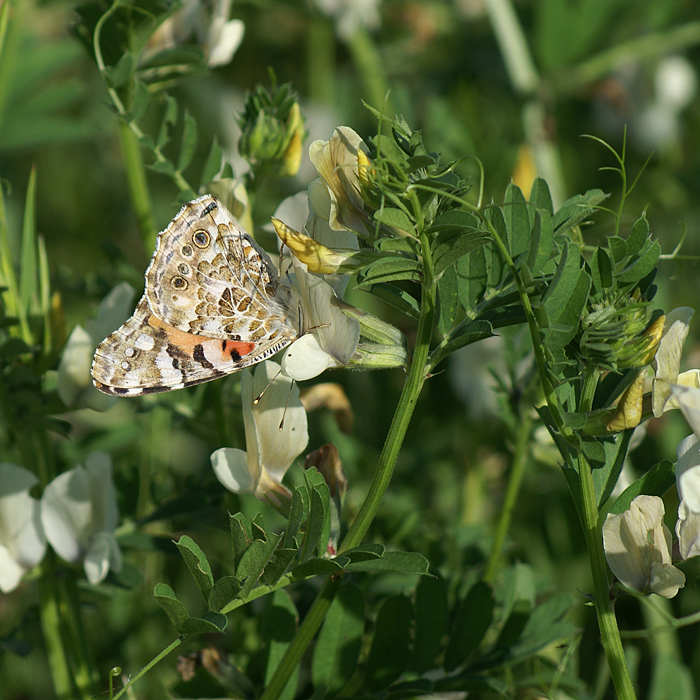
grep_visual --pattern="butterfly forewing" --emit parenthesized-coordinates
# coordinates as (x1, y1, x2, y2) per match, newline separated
(91, 195, 301, 396)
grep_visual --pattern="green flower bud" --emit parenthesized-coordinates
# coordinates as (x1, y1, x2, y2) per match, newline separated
(237, 83, 306, 176)
(350, 343, 409, 371)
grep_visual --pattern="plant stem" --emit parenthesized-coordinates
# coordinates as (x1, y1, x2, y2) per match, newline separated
(118, 120, 156, 251)
(260, 228, 437, 700)
(112, 638, 183, 700)
(578, 447, 637, 698)
(483, 411, 533, 582)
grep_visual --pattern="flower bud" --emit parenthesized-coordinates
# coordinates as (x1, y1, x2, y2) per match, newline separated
(237, 84, 306, 177)
(304, 443, 347, 500)
(350, 342, 409, 371)
(299, 383, 354, 434)
(606, 370, 646, 432)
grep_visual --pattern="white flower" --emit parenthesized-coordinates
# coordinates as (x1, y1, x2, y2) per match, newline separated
(57, 282, 135, 411)
(313, 0, 381, 41)
(211, 361, 308, 509)
(0, 464, 46, 593)
(41, 453, 122, 585)
(145, 0, 244, 69)
(676, 500, 700, 560)
(602, 495, 685, 598)
(674, 432, 700, 513)
(282, 265, 360, 381)
(651, 307, 694, 417)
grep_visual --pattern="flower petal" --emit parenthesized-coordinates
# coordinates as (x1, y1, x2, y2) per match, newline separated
(652, 307, 694, 416)
(649, 561, 685, 598)
(41, 468, 93, 563)
(207, 19, 245, 67)
(84, 531, 121, 585)
(211, 448, 256, 493)
(676, 433, 700, 512)
(282, 334, 335, 381)
(676, 499, 700, 559)
(0, 545, 28, 593)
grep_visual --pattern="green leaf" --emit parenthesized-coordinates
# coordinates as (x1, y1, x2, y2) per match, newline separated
(177, 111, 198, 173)
(615, 240, 660, 284)
(344, 551, 430, 574)
(591, 247, 613, 292)
(649, 654, 695, 700)
(182, 611, 227, 636)
(175, 535, 214, 602)
(367, 283, 420, 319)
(455, 244, 489, 313)
(525, 210, 555, 276)
(429, 209, 481, 232)
(610, 460, 676, 514)
(436, 264, 459, 336)
(19, 168, 37, 315)
(552, 189, 608, 234)
(103, 51, 133, 89)
(541, 241, 591, 349)
(302, 469, 330, 560)
(505, 593, 576, 663)
(262, 590, 299, 700)
(409, 575, 448, 674)
(260, 547, 298, 585)
(149, 159, 177, 177)
(342, 543, 385, 563)
(444, 580, 494, 671)
(432, 229, 491, 276)
(291, 557, 344, 579)
(154, 583, 190, 634)
(376, 236, 420, 254)
(429, 319, 494, 369)
(364, 595, 413, 692)
(208, 576, 242, 612)
(627, 213, 650, 256)
(529, 177, 553, 218)
(608, 236, 628, 263)
(356, 256, 422, 287)
(238, 536, 278, 597)
(593, 431, 633, 508)
(230, 512, 252, 571)
(312, 584, 365, 695)
(201, 137, 224, 184)
(157, 95, 178, 149)
(504, 182, 530, 258)
(130, 79, 150, 123)
(374, 206, 416, 235)
(137, 45, 205, 71)
(286, 483, 309, 548)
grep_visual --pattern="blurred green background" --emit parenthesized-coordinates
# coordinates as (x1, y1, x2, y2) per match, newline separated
(2, 0, 700, 698)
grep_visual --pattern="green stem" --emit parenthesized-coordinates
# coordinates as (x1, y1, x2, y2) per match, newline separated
(112, 638, 183, 700)
(483, 411, 533, 582)
(260, 227, 437, 700)
(259, 576, 342, 700)
(118, 120, 156, 250)
(346, 27, 391, 114)
(578, 445, 637, 699)
(39, 572, 75, 700)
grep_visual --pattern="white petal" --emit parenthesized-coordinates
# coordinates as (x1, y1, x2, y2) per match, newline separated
(676, 434, 700, 513)
(676, 500, 700, 559)
(663, 370, 700, 410)
(652, 307, 694, 416)
(273, 192, 310, 233)
(0, 464, 46, 572)
(240, 368, 261, 480)
(649, 561, 685, 598)
(85, 452, 120, 532)
(250, 362, 308, 483)
(86, 282, 136, 344)
(207, 19, 244, 67)
(56, 325, 94, 406)
(84, 531, 119, 584)
(0, 544, 27, 593)
(211, 448, 255, 493)
(671, 384, 700, 439)
(282, 334, 335, 381)
(41, 468, 92, 563)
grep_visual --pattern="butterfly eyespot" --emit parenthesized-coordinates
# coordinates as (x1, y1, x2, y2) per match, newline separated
(121, 361, 131, 371)
(193, 230, 210, 248)
(181, 244, 193, 257)
(177, 263, 190, 275)
(171, 276, 188, 290)
(124, 347, 136, 357)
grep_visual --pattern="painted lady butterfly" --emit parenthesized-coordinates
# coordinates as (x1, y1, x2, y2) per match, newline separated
(91, 195, 301, 396)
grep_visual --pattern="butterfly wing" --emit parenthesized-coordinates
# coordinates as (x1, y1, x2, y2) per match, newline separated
(91, 297, 291, 396)
(145, 195, 299, 346)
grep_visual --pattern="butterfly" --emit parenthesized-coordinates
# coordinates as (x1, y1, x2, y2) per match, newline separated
(91, 195, 302, 396)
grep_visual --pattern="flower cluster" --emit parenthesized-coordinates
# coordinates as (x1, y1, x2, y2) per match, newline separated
(0, 453, 122, 593)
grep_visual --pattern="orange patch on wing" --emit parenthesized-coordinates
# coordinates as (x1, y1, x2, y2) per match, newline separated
(222, 340, 256, 357)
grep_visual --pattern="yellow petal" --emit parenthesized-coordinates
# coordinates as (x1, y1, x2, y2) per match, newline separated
(271, 218, 349, 274)
(606, 369, 646, 432)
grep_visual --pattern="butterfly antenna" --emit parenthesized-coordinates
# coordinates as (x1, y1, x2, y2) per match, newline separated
(278, 379, 295, 431)
(254, 368, 283, 405)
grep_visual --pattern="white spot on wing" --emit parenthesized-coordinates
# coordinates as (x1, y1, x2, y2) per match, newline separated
(135, 333, 155, 351)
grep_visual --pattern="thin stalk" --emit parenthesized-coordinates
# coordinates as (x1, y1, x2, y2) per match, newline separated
(346, 27, 391, 115)
(578, 447, 637, 699)
(483, 411, 533, 582)
(118, 121, 156, 250)
(112, 638, 183, 700)
(260, 227, 438, 700)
